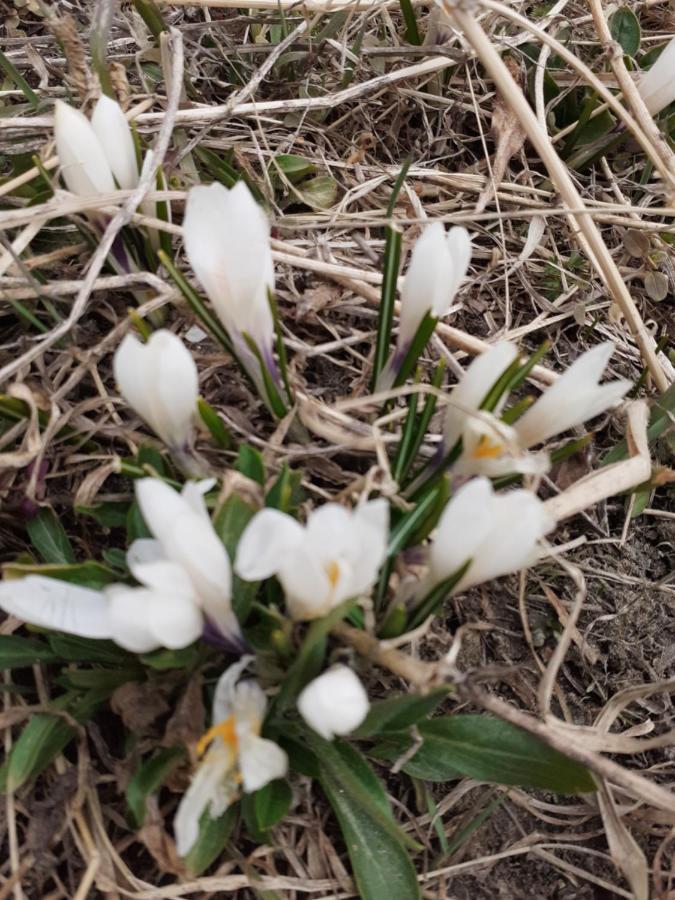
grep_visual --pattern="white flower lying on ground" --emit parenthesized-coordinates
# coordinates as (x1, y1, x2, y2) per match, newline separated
(234, 500, 389, 620)
(54, 96, 138, 196)
(443, 342, 630, 476)
(297, 665, 370, 740)
(427, 477, 553, 593)
(0, 479, 241, 653)
(174, 657, 288, 856)
(113, 330, 199, 451)
(637, 37, 675, 116)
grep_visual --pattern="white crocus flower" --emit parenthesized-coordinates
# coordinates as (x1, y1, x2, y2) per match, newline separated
(0, 558, 203, 655)
(235, 500, 389, 621)
(174, 657, 288, 856)
(113, 329, 199, 451)
(512, 343, 631, 449)
(399, 223, 471, 348)
(134, 478, 242, 646)
(427, 477, 553, 593)
(637, 37, 675, 117)
(183, 182, 276, 395)
(297, 665, 369, 740)
(54, 97, 138, 196)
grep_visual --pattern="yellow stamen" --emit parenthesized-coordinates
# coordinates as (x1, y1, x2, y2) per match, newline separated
(473, 435, 504, 459)
(196, 714, 238, 757)
(326, 560, 340, 588)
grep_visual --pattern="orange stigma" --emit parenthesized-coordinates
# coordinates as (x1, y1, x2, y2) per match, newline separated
(325, 560, 340, 588)
(473, 435, 504, 459)
(196, 714, 238, 757)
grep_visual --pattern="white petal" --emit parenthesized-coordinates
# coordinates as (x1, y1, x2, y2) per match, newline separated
(211, 655, 255, 722)
(90, 95, 139, 190)
(237, 733, 288, 793)
(129, 558, 194, 595)
(113, 334, 162, 437)
(279, 550, 333, 620)
(638, 38, 675, 116)
(0, 576, 111, 638)
(514, 343, 630, 448)
(166, 516, 234, 634)
(232, 680, 267, 734)
(181, 479, 216, 522)
(106, 586, 160, 653)
(429, 478, 495, 584)
(234, 508, 305, 581)
(144, 589, 204, 649)
(349, 502, 390, 598)
(183, 182, 274, 347)
(297, 665, 369, 740)
(126, 538, 165, 573)
(149, 330, 199, 448)
(174, 746, 235, 856)
(444, 343, 519, 448)
(398, 223, 449, 343)
(456, 489, 553, 591)
(444, 226, 472, 301)
(54, 101, 115, 196)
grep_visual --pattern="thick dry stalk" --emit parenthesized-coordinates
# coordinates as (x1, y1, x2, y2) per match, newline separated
(447, 1, 670, 392)
(333, 623, 675, 816)
(587, 0, 675, 194)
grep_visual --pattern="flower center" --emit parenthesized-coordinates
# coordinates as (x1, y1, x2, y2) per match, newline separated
(473, 435, 504, 459)
(325, 560, 340, 588)
(196, 714, 238, 757)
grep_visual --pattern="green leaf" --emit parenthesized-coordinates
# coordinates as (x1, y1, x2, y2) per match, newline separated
(77, 502, 129, 529)
(353, 687, 449, 738)
(139, 643, 203, 670)
(399, 0, 421, 44)
(602, 380, 675, 464)
(198, 398, 233, 449)
(371, 738, 460, 782)
(293, 175, 338, 210)
(317, 740, 420, 900)
(0, 49, 39, 108)
(47, 634, 136, 666)
(265, 464, 304, 515)
(183, 803, 238, 876)
(406, 559, 472, 630)
(378, 715, 596, 793)
(254, 778, 292, 831)
(127, 747, 186, 827)
(235, 445, 265, 485)
(610, 7, 640, 57)
(4, 713, 75, 792)
(371, 225, 402, 390)
(213, 493, 259, 622)
(271, 154, 316, 184)
(272, 600, 355, 716)
(2, 561, 117, 590)
(0, 635, 56, 669)
(26, 509, 76, 565)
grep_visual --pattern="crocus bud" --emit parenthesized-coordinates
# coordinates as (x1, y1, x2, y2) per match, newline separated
(113, 329, 198, 451)
(637, 38, 675, 116)
(428, 477, 553, 592)
(235, 500, 389, 621)
(54, 97, 139, 196)
(513, 343, 630, 449)
(297, 665, 370, 740)
(399, 223, 471, 348)
(183, 182, 276, 393)
(54, 100, 116, 196)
